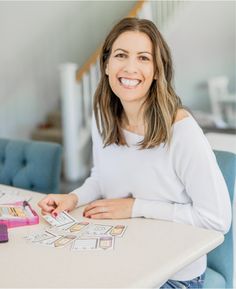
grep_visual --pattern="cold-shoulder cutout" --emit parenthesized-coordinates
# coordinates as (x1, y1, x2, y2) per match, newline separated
(174, 109, 190, 124)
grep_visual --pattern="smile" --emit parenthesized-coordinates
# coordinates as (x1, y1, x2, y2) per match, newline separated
(118, 77, 141, 89)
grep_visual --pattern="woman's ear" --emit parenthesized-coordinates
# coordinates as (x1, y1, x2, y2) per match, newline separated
(105, 65, 109, 75)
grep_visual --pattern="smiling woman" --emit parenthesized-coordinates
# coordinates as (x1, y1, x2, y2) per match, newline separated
(104, 31, 155, 137)
(95, 18, 181, 145)
(38, 17, 231, 289)
(106, 32, 154, 99)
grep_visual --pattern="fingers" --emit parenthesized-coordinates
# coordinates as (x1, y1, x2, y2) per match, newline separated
(83, 198, 135, 220)
(38, 194, 78, 217)
(83, 200, 108, 214)
(89, 212, 111, 219)
(37, 195, 56, 214)
(52, 202, 69, 216)
(84, 206, 110, 218)
(41, 209, 52, 215)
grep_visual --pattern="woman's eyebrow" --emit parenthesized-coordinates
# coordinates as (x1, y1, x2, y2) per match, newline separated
(113, 48, 152, 55)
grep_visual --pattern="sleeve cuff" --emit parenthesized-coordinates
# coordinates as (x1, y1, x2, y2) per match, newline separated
(132, 198, 175, 221)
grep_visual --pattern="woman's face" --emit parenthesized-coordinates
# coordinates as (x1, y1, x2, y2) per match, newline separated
(105, 31, 155, 106)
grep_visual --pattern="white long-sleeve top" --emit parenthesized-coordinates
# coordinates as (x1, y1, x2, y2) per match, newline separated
(71, 114, 231, 281)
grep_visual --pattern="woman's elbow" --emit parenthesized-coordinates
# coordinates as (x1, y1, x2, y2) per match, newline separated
(216, 210, 232, 234)
(222, 212, 232, 234)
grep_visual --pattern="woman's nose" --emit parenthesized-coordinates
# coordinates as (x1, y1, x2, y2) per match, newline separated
(123, 58, 138, 74)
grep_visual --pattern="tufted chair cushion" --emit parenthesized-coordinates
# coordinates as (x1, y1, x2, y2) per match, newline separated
(204, 267, 226, 288)
(204, 150, 235, 288)
(0, 138, 62, 194)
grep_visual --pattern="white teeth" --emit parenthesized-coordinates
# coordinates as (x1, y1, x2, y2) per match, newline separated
(120, 78, 140, 87)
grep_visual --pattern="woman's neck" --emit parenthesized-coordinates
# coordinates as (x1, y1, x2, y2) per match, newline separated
(121, 102, 145, 135)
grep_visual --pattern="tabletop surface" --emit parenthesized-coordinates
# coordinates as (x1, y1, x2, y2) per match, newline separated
(0, 185, 224, 288)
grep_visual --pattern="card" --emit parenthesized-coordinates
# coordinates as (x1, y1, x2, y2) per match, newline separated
(25, 230, 57, 243)
(41, 234, 77, 248)
(25, 229, 77, 248)
(98, 236, 115, 250)
(47, 221, 90, 237)
(81, 224, 113, 237)
(63, 221, 90, 234)
(109, 225, 127, 238)
(71, 238, 99, 251)
(71, 235, 114, 251)
(42, 211, 77, 227)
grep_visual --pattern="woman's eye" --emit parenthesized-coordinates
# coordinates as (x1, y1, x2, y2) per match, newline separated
(115, 53, 126, 58)
(139, 56, 149, 61)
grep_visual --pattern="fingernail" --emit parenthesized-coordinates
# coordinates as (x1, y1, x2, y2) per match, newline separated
(53, 212, 57, 217)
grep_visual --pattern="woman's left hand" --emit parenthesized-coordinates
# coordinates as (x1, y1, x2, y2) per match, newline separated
(83, 198, 135, 219)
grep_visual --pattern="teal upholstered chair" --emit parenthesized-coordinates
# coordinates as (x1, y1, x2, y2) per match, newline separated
(0, 138, 62, 194)
(204, 150, 235, 288)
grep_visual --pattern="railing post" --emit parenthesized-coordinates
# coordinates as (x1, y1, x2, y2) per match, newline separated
(90, 63, 99, 117)
(82, 72, 91, 127)
(59, 63, 81, 181)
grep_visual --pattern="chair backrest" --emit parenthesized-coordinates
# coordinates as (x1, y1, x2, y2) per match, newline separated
(207, 150, 236, 288)
(0, 138, 62, 194)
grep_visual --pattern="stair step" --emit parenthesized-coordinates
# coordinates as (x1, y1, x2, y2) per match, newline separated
(31, 127, 63, 144)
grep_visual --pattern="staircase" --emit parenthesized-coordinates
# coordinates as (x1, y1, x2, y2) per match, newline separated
(31, 0, 184, 182)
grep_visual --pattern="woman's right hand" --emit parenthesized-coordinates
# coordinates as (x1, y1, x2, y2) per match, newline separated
(37, 193, 78, 217)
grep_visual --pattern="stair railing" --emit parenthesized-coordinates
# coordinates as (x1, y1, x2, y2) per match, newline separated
(60, 0, 182, 181)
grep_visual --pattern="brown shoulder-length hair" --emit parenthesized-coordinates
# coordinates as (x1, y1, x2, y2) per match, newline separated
(93, 17, 182, 149)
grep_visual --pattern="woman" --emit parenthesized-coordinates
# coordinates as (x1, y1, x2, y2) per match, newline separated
(38, 18, 231, 288)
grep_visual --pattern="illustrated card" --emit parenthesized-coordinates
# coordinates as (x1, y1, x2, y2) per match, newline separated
(25, 230, 58, 243)
(98, 236, 115, 250)
(63, 221, 90, 234)
(40, 234, 77, 248)
(71, 238, 99, 251)
(71, 235, 115, 251)
(81, 224, 113, 237)
(42, 211, 77, 228)
(109, 225, 127, 238)
(48, 221, 90, 236)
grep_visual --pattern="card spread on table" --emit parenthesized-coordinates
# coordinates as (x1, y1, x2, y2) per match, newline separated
(25, 211, 127, 251)
(71, 235, 115, 251)
(109, 225, 127, 237)
(81, 224, 113, 237)
(42, 211, 77, 227)
(25, 230, 57, 243)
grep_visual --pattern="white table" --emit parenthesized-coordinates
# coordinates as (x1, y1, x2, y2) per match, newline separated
(0, 185, 224, 288)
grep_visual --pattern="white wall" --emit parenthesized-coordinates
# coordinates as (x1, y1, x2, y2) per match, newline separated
(164, 1, 236, 112)
(0, 1, 235, 139)
(0, 1, 134, 140)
